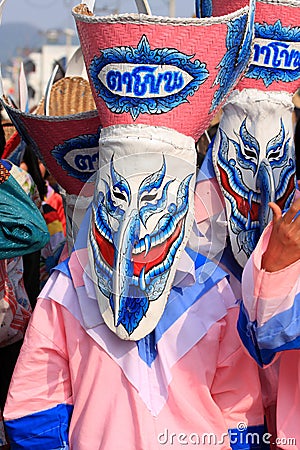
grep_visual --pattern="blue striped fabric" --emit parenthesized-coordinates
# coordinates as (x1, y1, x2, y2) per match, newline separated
(238, 293, 300, 366)
(137, 248, 228, 366)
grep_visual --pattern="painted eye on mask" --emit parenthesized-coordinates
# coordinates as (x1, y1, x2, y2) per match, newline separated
(107, 155, 131, 211)
(243, 146, 257, 159)
(266, 119, 289, 167)
(268, 148, 281, 161)
(140, 192, 158, 203)
(137, 156, 175, 226)
(112, 188, 128, 203)
(235, 119, 260, 174)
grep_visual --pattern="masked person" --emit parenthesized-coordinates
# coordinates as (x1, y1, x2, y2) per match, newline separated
(233, 0, 300, 445)
(3, 1, 269, 449)
(0, 158, 49, 448)
(192, 0, 300, 446)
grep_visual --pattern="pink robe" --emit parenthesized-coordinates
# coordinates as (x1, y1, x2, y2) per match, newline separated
(238, 222, 300, 450)
(4, 211, 266, 450)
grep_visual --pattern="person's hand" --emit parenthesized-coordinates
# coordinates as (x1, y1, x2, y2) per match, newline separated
(261, 197, 300, 272)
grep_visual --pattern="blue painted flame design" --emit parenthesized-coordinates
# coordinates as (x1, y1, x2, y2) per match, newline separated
(216, 119, 296, 261)
(246, 20, 300, 86)
(89, 35, 209, 120)
(52, 128, 101, 182)
(89, 156, 193, 335)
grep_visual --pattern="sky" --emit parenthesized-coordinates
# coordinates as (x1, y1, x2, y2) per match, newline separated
(1, 0, 195, 32)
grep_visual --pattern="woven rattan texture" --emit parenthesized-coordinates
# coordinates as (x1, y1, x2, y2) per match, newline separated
(75, 16, 239, 141)
(237, 0, 300, 93)
(2, 95, 100, 196)
(35, 76, 96, 117)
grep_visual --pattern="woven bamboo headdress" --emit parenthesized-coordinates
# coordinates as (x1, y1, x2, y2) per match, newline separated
(1, 73, 100, 197)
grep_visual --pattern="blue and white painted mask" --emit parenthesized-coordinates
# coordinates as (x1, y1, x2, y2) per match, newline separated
(87, 124, 196, 340)
(213, 88, 296, 267)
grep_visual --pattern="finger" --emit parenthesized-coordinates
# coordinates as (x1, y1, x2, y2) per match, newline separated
(290, 207, 300, 227)
(292, 196, 300, 211)
(282, 197, 300, 224)
(268, 202, 282, 223)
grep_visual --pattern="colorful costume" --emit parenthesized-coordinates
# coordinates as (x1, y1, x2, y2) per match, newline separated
(237, 221, 300, 449)
(4, 209, 267, 449)
(44, 181, 67, 236)
(194, 0, 299, 287)
(40, 197, 65, 289)
(3, 1, 269, 448)
(0, 159, 49, 446)
(193, 0, 300, 447)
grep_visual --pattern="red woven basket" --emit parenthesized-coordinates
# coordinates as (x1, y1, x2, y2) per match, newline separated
(73, 2, 255, 141)
(1, 76, 101, 196)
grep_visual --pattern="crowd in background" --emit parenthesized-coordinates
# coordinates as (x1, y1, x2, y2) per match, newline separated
(0, 107, 66, 448)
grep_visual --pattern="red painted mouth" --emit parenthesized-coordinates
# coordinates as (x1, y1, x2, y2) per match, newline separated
(276, 175, 295, 210)
(93, 219, 182, 277)
(219, 165, 259, 220)
(219, 165, 295, 219)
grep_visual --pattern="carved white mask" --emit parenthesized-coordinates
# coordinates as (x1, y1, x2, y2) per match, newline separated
(88, 124, 196, 340)
(213, 89, 296, 267)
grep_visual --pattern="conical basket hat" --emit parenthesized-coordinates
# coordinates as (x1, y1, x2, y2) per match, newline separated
(72, 1, 255, 141)
(1, 76, 101, 196)
(212, 0, 300, 94)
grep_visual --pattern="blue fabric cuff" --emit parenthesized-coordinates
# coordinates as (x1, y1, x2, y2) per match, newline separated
(237, 301, 267, 367)
(5, 403, 73, 450)
(238, 297, 300, 366)
(228, 424, 270, 449)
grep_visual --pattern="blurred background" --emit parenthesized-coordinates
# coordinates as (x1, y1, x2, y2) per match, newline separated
(0, 0, 194, 108)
